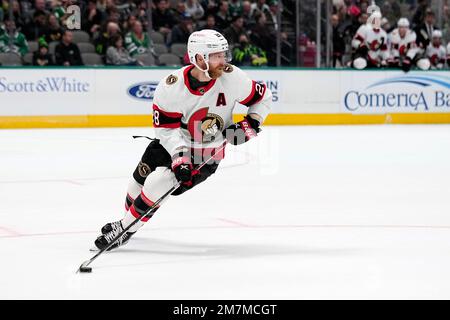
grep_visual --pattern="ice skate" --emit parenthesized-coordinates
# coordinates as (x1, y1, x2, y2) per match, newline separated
(94, 220, 135, 251)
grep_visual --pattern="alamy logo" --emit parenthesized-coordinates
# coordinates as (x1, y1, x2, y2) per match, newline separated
(128, 82, 158, 100)
(65, 5, 81, 30)
(344, 74, 450, 111)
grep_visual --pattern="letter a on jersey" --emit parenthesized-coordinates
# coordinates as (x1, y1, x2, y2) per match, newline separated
(216, 93, 226, 107)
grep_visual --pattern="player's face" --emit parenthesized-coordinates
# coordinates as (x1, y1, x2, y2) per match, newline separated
(432, 37, 441, 46)
(207, 52, 227, 79)
(399, 26, 407, 38)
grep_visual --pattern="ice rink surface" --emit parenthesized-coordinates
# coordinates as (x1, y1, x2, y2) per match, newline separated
(1, 125, 450, 299)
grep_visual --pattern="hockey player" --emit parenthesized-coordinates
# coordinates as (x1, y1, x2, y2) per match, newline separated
(425, 30, 447, 70)
(387, 18, 419, 72)
(351, 10, 389, 69)
(94, 29, 272, 250)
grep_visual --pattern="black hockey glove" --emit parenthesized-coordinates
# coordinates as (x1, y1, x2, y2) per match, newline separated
(223, 116, 261, 145)
(387, 57, 400, 68)
(355, 45, 368, 57)
(171, 152, 199, 186)
(401, 57, 412, 72)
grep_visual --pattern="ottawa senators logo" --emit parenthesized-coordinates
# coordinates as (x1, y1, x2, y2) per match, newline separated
(166, 74, 178, 85)
(138, 161, 151, 178)
(223, 64, 233, 73)
(200, 113, 224, 142)
(370, 37, 385, 51)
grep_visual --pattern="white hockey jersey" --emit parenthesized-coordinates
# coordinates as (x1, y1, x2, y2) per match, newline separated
(426, 43, 447, 68)
(352, 24, 389, 63)
(152, 64, 272, 158)
(388, 28, 418, 60)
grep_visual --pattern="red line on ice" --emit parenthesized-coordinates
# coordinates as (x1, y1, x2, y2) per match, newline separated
(216, 218, 255, 227)
(2, 224, 450, 239)
(0, 226, 22, 236)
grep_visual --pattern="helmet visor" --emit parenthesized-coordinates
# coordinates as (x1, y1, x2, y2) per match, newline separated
(209, 50, 232, 63)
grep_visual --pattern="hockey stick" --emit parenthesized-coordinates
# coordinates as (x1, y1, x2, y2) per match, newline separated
(77, 140, 227, 273)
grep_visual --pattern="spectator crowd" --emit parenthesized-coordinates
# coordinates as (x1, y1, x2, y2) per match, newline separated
(0, 0, 282, 67)
(0, 0, 449, 69)
(331, 0, 450, 70)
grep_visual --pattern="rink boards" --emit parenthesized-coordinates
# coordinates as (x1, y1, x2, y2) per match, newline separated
(0, 67, 449, 128)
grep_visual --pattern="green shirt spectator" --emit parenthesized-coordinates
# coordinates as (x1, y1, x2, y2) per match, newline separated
(229, 0, 243, 16)
(106, 34, 141, 66)
(51, 1, 71, 27)
(124, 20, 152, 57)
(53, 5, 65, 21)
(0, 19, 29, 56)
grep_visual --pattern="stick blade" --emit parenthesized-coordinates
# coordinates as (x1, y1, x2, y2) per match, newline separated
(78, 262, 93, 273)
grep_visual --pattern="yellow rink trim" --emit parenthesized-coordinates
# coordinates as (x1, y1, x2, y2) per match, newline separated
(0, 115, 153, 129)
(260, 113, 450, 125)
(1, 113, 450, 129)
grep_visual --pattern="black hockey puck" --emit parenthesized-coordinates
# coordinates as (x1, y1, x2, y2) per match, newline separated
(79, 266, 92, 273)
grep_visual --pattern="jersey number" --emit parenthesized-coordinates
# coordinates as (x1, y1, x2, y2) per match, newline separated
(255, 82, 265, 96)
(153, 110, 160, 126)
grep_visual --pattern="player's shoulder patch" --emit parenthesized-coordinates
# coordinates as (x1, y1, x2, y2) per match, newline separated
(166, 74, 178, 85)
(223, 63, 234, 73)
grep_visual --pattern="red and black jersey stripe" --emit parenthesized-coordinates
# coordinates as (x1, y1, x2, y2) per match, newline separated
(239, 81, 266, 107)
(355, 34, 365, 43)
(152, 104, 183, 128)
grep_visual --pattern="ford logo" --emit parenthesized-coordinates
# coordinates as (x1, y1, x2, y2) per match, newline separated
(128, 82, 158, 100)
